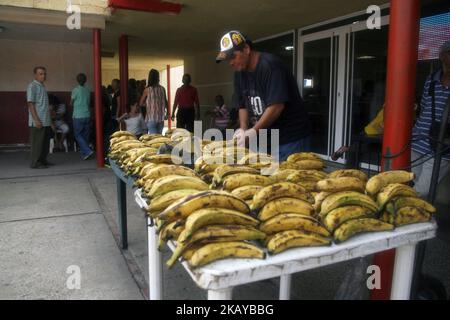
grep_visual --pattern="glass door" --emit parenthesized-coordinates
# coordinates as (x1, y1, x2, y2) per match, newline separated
(299, 29, 346, 159)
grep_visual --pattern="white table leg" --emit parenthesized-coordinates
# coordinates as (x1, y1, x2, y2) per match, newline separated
(279, 274, 292, 300)
(390, 244, 417, 300)
(148, 218, 163, 300)
(208, 288, 233, 300)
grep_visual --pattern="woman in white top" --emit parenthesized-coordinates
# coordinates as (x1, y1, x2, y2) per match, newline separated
(117, 100, 147, 137)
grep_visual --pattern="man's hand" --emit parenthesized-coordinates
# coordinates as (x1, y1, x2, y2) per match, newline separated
(233, 128, 256, 147)
(35, 120, 43, 129)
(171, 114, 175, 121)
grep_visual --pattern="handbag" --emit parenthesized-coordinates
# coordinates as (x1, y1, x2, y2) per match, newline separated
(428, 73, 450, 155)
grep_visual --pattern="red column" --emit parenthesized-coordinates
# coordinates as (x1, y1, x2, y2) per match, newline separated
(371, 0, 421, 300)
(119, 35, 128, 118)
(93, 28, 104, 168)
(167, 65, 172, 129)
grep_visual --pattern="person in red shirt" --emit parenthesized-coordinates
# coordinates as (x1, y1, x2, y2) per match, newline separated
(171, 74, 200, 132)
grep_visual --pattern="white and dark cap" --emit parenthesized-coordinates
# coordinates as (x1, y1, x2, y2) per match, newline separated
(216, 30, 249, 63)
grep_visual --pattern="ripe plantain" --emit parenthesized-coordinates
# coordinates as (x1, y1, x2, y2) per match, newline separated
(144, 154, 183, 165)
(316, 177, 365, 193)
(394, 207, 431, 226)
(188, 242, 265, 268)
(212, 165, 259, 186)
(320, 191, 378, 216)
(222, 173, 273, 191)
(321, 205, 376, 232)
(158, 191, 250, 222)
(258, 197, 315, 221)
(328, 169, 368, 182)
(183, 208, 260, 238)
(231, 185, 264, 200)
(280, 160, 324, 171)
(366, 170, 415, 196)
(141, 165, 197, 181)
(158, 220, 185, 250)
(251, 182, 309, 210)
(148, 189, 201, 214)
(393, 197, 436, 214)
(259, 213, 330, 237)
(376, 183, 418, 210)
(148, 175, 209, 199)
(285, 170, 328, 183)
(167, 225, 266, 267)
(333, 218, 394, 243)
(287, 152, 322, 163)
(267, 230, 331, 254)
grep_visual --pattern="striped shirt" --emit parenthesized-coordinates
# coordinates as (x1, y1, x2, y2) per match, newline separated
(145, 85, 167, 122)
(214, 104, 230, 129)
(26, 80, 51, 127)
(412, 70, 450, 161)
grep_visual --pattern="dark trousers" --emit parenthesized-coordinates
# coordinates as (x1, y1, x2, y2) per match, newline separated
(176, 108, 195, 133)
(30, 126, 51, 167)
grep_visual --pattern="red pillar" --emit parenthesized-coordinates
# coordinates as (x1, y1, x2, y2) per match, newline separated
(371, 0, 421, 300)
(119, 35, 128, 118)
(167, 65, 172, 129)
(93, 28, 104, 168)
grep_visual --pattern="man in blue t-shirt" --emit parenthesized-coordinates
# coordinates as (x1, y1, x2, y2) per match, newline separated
(216, 30, 311, 161)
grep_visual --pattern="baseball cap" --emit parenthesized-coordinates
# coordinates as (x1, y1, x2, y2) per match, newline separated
(216, 30, 249, 63)
(440, 41, 450, 55)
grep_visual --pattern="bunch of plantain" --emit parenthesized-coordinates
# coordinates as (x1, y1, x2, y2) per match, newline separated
(285, 169, 328, 192)
(153, 190, 265, 268)
(221, 172, 273, 192)
(378, 190, 435, 227)
(231, 185, 263, 207)
(365, 170, 415, 197)
(211, 164, 260, 188)
(237, 152, 275, 170)
(283, 152, 325, 171)
(315, 189, 394, 242)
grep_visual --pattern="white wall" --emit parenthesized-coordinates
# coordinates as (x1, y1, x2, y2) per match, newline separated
(0, 38, 93, 91)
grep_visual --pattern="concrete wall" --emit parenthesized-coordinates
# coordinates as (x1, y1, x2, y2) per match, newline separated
(0, 38, 93, 91)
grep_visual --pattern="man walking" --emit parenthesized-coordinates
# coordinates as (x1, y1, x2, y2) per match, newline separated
(71, 73, 94, 160)
(171, 74, 200, 133)
(27, 66, 52, 169)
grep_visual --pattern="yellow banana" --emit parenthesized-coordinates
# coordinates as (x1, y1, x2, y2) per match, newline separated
(148, 189, 201, 214)
(366, 171, 415, 196)
(158, 191, 250, 222)
(328, 169, 368, 182)
(321, 206, 375, 232)
(394, 207, 431, 226)
(183, 208, 260, 239)
(287, 152, 321, 162)
(393, 197, 436, 214)
(222, 173, 273, 191)
(258, 197, 315, 221)
(141, 165, 197, 181)
(376, 183, 418, 210)
(259, 213, 330, 237)
(320, 191, 378, 216)
(167, 225, 266, 267)
(285, 170, 328, 182)
(188, 242, 265, 268)
(148, 175, 209, 199)
(270, 169, 300, 182)
(158, 220, 185, 250)
(267, 230, 331, 254)
(111, 130, 135, 139)
(313, 192, 331, 212)
(231, 185, 264, 200)
(316, 177, 365, 193)
(333, 218, 394, 243)
(380, 211, 395, 225)
(251, 182, 309, 210)
(280, 160, 324, 171)
(237, 153, 273, 165)
(212, 165, 259, 186)
(144, 154, 183, 165)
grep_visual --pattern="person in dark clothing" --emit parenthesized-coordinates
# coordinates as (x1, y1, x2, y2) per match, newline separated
(216, 30, 311, 161)
(171, 74, 200, 133)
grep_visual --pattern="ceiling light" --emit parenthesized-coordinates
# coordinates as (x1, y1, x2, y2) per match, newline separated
(285, 46, 294, 51)
(357, 55, 376, 60)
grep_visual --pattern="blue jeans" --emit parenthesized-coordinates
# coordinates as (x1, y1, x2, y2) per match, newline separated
(147, 121, 164, 134)
(278, 136, 311, 161)
(73, 117, 93, 158)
